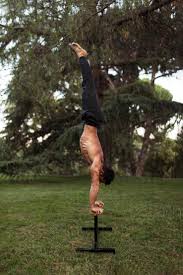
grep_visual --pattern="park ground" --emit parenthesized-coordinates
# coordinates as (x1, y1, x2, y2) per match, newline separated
(0, 176, 182, 275)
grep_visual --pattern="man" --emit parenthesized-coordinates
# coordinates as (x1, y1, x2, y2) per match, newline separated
(69, 42, 115, 216)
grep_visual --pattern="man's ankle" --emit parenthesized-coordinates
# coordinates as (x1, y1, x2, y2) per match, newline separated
(78, 52, 86, 58)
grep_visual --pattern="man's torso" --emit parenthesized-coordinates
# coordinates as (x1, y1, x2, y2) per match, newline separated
(80, 124, 104, 166)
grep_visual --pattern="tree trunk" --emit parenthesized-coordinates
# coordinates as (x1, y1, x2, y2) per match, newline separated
(151, 63, 158, 86)
(136, 119, 154, 176)
(122, 63, 139, 84)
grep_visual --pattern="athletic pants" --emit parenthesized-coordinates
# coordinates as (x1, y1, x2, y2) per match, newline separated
(79, 57, 104, 128)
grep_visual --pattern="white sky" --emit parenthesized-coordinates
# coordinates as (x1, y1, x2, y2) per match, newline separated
(0, 66, 183, 139)
(139, 70, 183, 139)
(0, 65, 12, 133)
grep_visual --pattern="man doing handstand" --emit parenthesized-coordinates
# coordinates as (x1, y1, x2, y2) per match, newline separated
(69, 43, 115, 216)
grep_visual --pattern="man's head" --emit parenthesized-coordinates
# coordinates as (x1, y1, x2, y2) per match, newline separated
(101, 166, 115, 185)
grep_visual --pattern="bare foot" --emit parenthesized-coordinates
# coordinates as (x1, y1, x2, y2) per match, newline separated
(95, 201, 104, 208)
(69, 42, 88, 58)
(90, 206, 104, 216)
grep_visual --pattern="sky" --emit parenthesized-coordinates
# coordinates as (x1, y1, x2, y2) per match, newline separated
(139, 70, 183, 139)
(0, 66, 183, 138)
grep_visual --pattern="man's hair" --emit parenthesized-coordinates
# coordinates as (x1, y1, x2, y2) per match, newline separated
(103, 166, 115, 185)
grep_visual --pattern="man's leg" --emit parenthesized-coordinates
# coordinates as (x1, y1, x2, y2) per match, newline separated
(79, 57, 104, 128)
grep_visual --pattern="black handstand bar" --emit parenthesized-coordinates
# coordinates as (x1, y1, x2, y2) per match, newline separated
(76, 215, 115, 254)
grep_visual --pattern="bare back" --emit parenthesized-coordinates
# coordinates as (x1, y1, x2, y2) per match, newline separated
(80, 125, 104, 165)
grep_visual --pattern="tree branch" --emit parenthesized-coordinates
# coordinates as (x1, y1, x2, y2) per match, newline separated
(0, 23, 7, 28)
(154, 69, 183, 80)
(103, 71, 117, 91)
(1, 1, 116, 46)
(100, 56, 165, 67)
(154, 72, 173, 80)
(61, 0, 116, 43)
(114, 0, 176, 26)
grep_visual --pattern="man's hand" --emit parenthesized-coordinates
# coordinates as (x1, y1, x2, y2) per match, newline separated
(90, 206, 104, 216)
(94, 200, 104, 208)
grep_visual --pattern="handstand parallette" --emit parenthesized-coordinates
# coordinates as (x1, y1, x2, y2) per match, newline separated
(76, 215, 115, 254)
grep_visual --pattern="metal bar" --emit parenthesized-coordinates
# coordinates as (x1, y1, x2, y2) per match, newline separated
(98, 227, 112, 231)
(82, 227, 112, 231)
(94, 216, 98, 249)
(76, 215, 115, 254)
(76, 247, 115, 254)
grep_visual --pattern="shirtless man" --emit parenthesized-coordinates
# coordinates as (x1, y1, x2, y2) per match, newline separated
(69, 42, 115, 216)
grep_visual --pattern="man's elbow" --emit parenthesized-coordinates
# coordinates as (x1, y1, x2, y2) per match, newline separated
(90, 183, 99, 192)
(90, 165, 100, 176)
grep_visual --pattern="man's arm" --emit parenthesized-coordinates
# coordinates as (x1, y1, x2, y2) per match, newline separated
(90, 169, 100, 208)
(89, 157, 102, 212)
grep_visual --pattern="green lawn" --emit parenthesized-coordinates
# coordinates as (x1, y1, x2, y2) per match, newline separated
(0, 176, 182, 275)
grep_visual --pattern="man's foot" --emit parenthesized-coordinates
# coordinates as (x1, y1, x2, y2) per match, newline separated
(69, 42, 88, 58)
(95, 201, 104, 208)
(90, 206, 104, 216)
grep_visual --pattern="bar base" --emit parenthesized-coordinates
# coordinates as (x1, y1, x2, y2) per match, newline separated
(76, 247, 115, 253)
(82, 227, 112, 231)
(76, 216, 115, 254)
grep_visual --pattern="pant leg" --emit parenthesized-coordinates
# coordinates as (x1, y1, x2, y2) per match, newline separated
(79, 57, 104, 128)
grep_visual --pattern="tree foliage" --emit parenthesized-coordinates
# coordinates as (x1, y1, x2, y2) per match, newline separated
(0, 0, 183, 176)
(174, 127, 183, 177)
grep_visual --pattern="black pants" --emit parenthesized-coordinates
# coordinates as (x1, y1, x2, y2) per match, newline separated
(79, 57, 104, 128)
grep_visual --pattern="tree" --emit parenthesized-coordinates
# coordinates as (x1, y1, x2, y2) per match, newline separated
(135, 80, 173, 176)
(101, 79, 183, 176)
(144, 137, 177, 177)
(0, 0, 183, 176)
(174, 127, 183, 177)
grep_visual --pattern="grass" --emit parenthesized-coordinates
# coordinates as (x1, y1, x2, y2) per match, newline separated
(0, 176, 182, 275)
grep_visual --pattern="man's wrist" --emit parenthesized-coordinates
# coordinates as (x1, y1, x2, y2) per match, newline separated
(90, 204, 95, 208)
